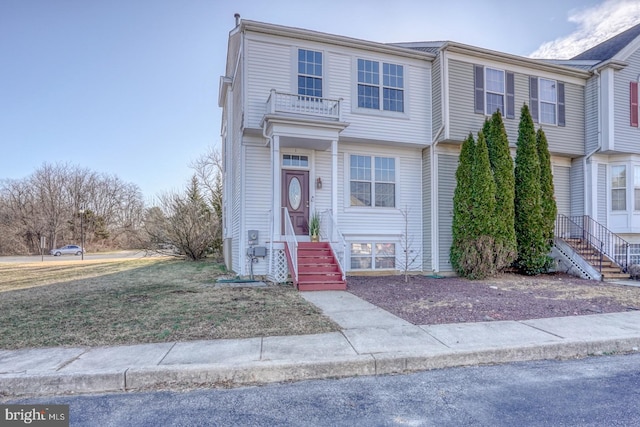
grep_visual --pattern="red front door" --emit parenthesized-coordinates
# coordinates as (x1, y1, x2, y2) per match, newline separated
(282, 170, 309, 235)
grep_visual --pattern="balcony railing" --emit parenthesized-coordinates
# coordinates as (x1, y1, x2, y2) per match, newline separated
(266, 89, 341, 121)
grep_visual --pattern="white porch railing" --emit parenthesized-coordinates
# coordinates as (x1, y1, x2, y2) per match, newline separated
(266, 89, 341, 120)
(283, 207, 298, 283)
(320, 210, 346, 281)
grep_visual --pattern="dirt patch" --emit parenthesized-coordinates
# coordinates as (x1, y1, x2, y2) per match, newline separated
(347, 273, 640, 325)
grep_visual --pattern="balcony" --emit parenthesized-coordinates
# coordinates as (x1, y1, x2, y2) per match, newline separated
(266, 90, 342, 121)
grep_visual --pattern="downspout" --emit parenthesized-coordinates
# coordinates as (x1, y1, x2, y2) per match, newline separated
(263, 123, 275, 278)
(584, 69, 601, 216)
(430, 124, 445, 274)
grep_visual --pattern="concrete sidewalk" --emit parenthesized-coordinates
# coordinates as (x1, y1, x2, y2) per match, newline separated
(2, 291, 640, 397)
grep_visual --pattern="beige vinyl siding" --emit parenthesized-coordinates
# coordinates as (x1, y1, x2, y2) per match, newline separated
(553, 165, 571, 216)
(422, 148, 432, 271)
(245, 37, 291, 129)
(243, 32, 432, 146)
(313, 149, 333, 212)
(242, 144, 273, 276)
(585, 77, 599, 154)
(613, 49, 640, 153)
(438, 154, 457, 272)
(448, 59, 486, 142)
(571, 158, 585, 217)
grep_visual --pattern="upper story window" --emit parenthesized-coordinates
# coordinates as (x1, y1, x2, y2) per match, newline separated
(350, 155, 396, 207)
(357, 59, 404, 112)
(474, 65, 514, 118)
(298, 49, 322, 97)
(530, 77, 565, 126)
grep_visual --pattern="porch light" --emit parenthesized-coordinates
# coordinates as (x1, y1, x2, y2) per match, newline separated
(316, 177, 322, 189)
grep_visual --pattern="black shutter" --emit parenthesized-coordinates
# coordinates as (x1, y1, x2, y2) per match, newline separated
(529, 76, 539, 123)
(557, 82, 565, 127)
(474, 65, 484, 114)
(506, 71, 515, 119)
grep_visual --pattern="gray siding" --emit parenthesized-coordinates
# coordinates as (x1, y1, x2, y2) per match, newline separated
(585, 77, 599, 154)
(438, 154, 457, 272)
(422, 148, 432, 271)
(570, 158, 585, 217)
(553, 165, 571, 216)
(613, 48, 640, 153)
(598, 163, 607, 225)
(447, 59, 585, 157)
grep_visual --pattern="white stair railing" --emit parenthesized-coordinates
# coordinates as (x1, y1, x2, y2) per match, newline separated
(283, 207, 298, 283)
(320, 210, 346, 281)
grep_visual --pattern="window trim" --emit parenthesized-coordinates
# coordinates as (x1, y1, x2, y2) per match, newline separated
(354, 57, 407, 115)
(297, 48, 323, 98)
(349, 241, 397, 270)
(473, 65, 514, 118)
(348, 154, 397, 208)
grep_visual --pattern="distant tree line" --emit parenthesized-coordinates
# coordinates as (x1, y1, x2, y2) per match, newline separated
(0, 163, 145, 255)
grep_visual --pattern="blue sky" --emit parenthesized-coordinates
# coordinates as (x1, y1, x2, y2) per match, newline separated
(1, 0, 638, 201)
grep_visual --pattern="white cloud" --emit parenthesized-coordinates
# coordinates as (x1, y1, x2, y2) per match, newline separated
(530, 0, 640, 59)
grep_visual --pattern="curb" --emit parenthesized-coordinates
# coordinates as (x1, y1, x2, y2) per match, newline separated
(3, 338, 640, 397)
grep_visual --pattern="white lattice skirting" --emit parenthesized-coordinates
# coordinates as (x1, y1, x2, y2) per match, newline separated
(268, 248, 290, 283)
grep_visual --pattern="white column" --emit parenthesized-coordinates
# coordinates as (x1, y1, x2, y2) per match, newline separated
(272, 135, 281, 240)
(331, 140, 338, 220)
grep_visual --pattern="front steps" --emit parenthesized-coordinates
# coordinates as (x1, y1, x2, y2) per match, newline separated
(563, 238, 629, 280)
(287, 242, 346, 291)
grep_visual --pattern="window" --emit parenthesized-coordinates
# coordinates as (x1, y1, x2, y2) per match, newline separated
(357, 59, 404, 112)
(283, 154, 309, 168)
(530, 77, 565, 126)
(539, 79, 557, 124)
(349, 155, 396, 207)
(612, 165, 626, 211)
(350, 242, 396, 270)
(298, 49, 322, 97)
(474, 65, 514, 118)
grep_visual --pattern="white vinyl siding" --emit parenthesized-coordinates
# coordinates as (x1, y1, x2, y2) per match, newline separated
(597, 163, 607, 224)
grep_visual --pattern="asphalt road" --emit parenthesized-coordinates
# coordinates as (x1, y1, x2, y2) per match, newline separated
(0, 250, 156, 263)
(6, 354, 640, 426)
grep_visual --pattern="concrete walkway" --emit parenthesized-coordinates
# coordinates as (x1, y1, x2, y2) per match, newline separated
(2, 291, 640, 397)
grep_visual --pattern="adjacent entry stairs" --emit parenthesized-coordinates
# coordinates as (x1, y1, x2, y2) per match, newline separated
(286, 242, 346, 291)
(554, 215, 630, 281)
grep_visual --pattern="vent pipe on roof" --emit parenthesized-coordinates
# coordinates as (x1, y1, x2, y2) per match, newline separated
(234, 13, 241, 27)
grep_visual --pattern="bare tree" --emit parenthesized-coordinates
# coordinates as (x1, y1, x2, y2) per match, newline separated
(142, 176, 218, 261)
(190, 146, 223, 256)
(398, 206, 421, 282)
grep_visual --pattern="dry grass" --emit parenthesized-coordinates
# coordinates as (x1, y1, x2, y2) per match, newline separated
(0, 258, 338, 350)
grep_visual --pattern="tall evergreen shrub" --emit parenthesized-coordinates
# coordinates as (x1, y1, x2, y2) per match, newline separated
(485, 111, 517, 270)
(450, 133, 475, 273)
(536, 128, 557, 251)
(514, 105, 547, 274)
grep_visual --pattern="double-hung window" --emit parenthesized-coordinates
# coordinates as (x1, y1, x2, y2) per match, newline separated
(611, 165, 626, 211)
(349, 155, 396, 207)
(357, 59, 404, 112)
(298, 49, 322, 98)
(474, 65, 514, 118)
(530, 77, 565, 126)
(635, 166, 640, 211)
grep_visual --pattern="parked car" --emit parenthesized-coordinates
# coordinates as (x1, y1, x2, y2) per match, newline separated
(50, 245, 84, 256)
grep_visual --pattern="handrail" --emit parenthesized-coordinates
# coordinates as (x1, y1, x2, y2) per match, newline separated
(282, 207, 298, 282)
(266, 89, 341, 120)
(320, 210, 346, 281)
(555, 214, 629, 272)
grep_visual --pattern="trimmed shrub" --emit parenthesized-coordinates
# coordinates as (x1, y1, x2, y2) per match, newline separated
(537, 127, 557, 251)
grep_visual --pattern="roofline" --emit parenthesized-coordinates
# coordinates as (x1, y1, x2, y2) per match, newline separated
(238, 19, 436, 61)
(441, 41, 592, 79)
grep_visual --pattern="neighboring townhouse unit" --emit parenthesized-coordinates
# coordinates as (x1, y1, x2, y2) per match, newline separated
(219, 18, 433, 288)
(560, 24, 640, 264)
(220, 16, 640, 284)
(393, 41, 590, 274)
